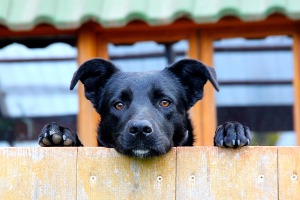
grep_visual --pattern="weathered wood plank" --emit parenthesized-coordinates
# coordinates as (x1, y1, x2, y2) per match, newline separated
(278, 147, 300, 199)
(0, 147, 77, 200)
(76, 147, 176, 200)
(176, 147, 278, 200)
(1, 147, 299, 199)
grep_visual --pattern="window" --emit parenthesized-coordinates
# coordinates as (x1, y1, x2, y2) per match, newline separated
(214, 36, 294, 145)
(0, 42, 77, 146)
(108, 40, 188, 71)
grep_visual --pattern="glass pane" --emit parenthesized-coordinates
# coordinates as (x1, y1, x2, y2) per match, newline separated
(252, 131, 296, 146)
(217, 85, 293, 106)
(214, 51, 293, 81)
(214, 36, 295, 146)
(0, 43, 78, 146)
(108, 40, 188, 72)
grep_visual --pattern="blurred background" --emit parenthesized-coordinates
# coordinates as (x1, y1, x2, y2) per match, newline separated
(0, 36, 295, 146)
(0, 0, 299, 147)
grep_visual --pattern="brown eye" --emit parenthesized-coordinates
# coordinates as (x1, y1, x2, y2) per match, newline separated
(160, 100, 171, 107)
(114, 102, 125, 110)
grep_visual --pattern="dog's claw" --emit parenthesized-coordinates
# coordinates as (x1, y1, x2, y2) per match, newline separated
(220, 140, 224, 147)
(247, 139, 251, 145)
(49, 130, 56, 135)
(215, 139, 224, 147)
(232, 139, 235, 146)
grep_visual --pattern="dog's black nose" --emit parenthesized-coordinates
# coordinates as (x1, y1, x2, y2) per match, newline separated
(128, 120, 153, 136)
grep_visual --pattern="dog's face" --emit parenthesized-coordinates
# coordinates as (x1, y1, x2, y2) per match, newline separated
(70, 59, 219, 158)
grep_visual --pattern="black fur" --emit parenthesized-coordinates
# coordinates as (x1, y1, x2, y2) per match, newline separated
(38, 58, 251, 158)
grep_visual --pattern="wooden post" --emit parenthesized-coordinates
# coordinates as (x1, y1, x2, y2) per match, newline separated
(188, 31, 202, 145)
(97, 34, 109, 59)
(77, 27, 99, 146)
(188, 31, 216, 146)
(293, 28, 300, 145)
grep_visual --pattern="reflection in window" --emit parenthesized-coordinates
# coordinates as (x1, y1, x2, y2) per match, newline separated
(108, 40, 188, 72)
(0, 43, 78, 146)
(214, 36, 294, 146)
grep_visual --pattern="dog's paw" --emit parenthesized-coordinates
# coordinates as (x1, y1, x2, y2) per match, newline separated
(38, 122, 81, 147)
(214, 121, 251, 148)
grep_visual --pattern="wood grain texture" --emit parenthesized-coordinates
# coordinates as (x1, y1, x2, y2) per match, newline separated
(76, 147, 176, 200)
(0, 147, 77, 200)
(176, 147, 278, 200)
(278, 147, 300, 199)
(1, 147, 299, 199)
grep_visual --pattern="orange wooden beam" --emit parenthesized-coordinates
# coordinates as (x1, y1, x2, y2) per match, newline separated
(188, 31, 216, 146)
(197, 31, 216, 146)
(76, 27, 99, 146)
(188, 31, 202, 145)
(293, 28, 300, 145)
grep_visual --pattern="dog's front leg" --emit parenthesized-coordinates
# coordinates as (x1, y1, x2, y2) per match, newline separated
(214, 121, 251, 148)
(38, 122, 83, 147)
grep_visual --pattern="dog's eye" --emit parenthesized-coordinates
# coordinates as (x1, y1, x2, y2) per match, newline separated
(114, 102, 125, 110)
(160, 100, 171, 107)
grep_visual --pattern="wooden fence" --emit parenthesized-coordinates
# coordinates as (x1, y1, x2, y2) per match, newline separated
(0, 147, 299, 199)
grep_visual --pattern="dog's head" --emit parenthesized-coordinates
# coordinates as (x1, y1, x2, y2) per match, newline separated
(70, 58, 219, 158)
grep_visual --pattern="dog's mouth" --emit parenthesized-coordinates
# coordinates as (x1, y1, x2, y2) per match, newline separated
(115, 128, 172, 158)
(132, 148, 150, 158)
(115, 144, 169, 159)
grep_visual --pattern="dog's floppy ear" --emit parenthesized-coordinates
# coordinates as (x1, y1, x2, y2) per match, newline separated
(167, 59, 219, 108)
(70, 58, 119, 107)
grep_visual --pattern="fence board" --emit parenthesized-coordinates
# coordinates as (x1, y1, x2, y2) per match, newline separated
(176, 147, 278, 200)
(0, 147, 77, 200)
(278, 147, 300, 199)
(76, 147, 176, 200)
(1, 147, 299, 199)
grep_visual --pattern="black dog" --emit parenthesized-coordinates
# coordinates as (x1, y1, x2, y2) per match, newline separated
(38, 58, 251, 158)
